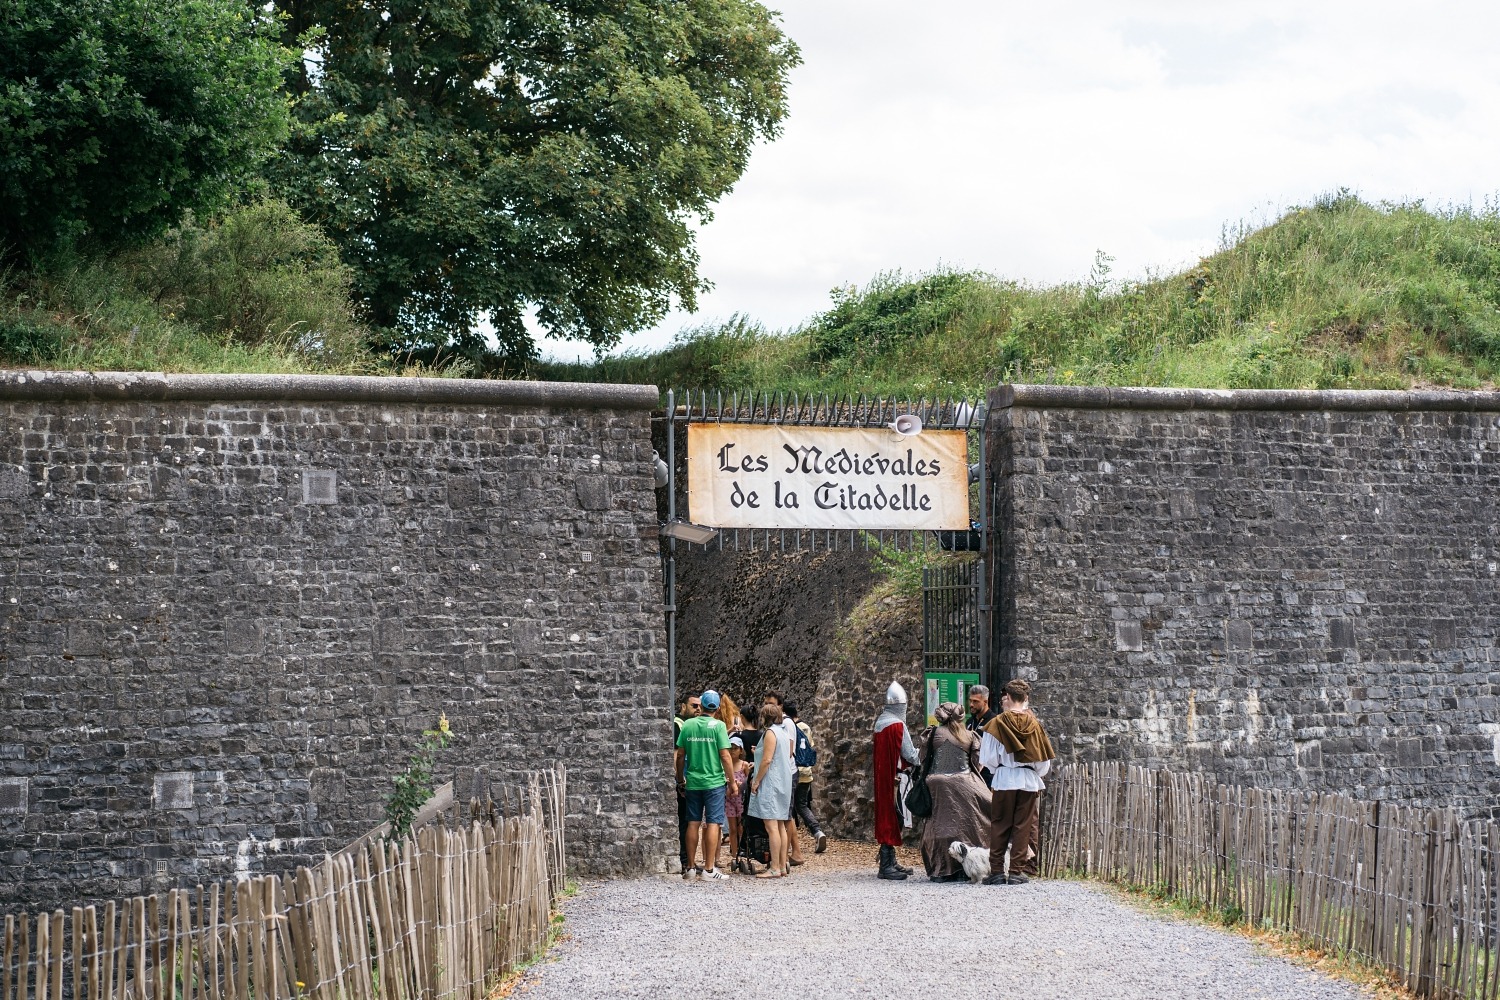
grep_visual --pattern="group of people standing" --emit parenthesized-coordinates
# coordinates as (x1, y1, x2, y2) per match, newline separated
(673, 676, 1054, 886)
(673, 689, 828, 881)
(873, 678, 1055, 885)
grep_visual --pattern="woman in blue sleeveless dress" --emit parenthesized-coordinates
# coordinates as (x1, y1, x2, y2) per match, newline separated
(748, 701, 795, 878)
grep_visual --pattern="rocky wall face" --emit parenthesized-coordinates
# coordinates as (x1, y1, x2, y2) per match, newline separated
(671, 546, 875, 717)
(989, 389, 1500, 817)
(0, 379, 673, 911)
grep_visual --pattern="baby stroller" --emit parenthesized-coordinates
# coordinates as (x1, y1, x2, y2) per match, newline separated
(733, 779, 771, 874)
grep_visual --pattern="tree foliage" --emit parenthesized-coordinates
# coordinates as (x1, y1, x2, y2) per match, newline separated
(0, 0, 292, 260)
(270, 0, 800, 363)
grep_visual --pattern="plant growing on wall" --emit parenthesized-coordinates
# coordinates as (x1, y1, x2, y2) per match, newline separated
(383, 713, 453, 841)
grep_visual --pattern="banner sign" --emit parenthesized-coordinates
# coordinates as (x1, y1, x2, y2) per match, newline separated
(686, 423, 970, 530)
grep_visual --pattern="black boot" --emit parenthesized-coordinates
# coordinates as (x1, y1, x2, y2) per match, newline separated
(878, 844, 909, 880)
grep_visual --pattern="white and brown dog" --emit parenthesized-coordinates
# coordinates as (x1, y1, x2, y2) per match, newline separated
(948, 841, 991, 883)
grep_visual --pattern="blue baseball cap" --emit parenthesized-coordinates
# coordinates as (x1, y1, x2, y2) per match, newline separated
(700, 690, 721, 710)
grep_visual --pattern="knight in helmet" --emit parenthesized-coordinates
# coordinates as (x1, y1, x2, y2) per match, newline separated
(872, 679, 920, 879)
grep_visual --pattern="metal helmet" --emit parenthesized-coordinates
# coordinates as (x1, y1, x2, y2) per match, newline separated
(885, 680, 908, 706)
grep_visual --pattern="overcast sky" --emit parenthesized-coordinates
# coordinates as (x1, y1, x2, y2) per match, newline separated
(542, 2, 1500, 362)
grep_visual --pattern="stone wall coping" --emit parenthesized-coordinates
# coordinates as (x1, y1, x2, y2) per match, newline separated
(988, 383, 1500, 414)
(0, 370, 659, 410)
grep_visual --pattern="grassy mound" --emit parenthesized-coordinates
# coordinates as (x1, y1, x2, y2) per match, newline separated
(1, 200, 402, 376)
(538, 193, 1500, 396)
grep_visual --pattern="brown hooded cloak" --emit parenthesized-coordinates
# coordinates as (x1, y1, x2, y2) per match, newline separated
(983, 710, 1056, 764)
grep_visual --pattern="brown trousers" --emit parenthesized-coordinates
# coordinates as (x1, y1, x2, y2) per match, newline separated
(990, 788, 1039, 875)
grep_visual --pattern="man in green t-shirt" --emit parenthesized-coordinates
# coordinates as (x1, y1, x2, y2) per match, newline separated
(674, 689, 734, 880)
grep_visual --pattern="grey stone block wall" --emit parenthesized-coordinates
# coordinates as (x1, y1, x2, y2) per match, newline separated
(987, 385, 1500, 818)
(0, 372, 674, 913)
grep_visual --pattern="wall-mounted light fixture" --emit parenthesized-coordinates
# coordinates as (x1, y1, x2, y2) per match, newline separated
(660, 520, 718, 545)
(653, 450, 670, 488)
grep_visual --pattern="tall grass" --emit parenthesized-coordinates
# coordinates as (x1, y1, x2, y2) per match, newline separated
(537, 194, 1500, 395)
(0, 200, 382, 375)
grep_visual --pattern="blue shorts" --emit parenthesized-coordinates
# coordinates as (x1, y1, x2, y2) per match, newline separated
(684, 784, 727, 826)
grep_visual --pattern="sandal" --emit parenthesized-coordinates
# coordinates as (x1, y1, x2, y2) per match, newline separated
(755, 870, 783, 879)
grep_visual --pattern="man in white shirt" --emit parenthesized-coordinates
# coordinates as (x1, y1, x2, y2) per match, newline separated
(977, 679, 1055, 885)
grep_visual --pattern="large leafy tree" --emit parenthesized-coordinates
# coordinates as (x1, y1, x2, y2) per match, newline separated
(270, 0, 800, 362)
(0, 0, 292, 259)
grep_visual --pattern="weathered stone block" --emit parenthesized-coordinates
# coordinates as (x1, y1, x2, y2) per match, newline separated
(0, 466, 27, 499)
(152, 773, 194, 810)
(1330, 619, 1357, 651)
(574, 476, 612, 511)
(301, 469, 337, 505)
(0, 780, 27, 814)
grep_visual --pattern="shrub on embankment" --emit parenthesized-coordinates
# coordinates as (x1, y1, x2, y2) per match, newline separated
(0, 200, 496, 377)
(0, 200, 383, 375)
(537, 193, 1500, 396)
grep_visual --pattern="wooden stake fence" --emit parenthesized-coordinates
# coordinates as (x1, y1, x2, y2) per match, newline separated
(0, 765, 566, 1000)
(1041, 763, 1500, 1000)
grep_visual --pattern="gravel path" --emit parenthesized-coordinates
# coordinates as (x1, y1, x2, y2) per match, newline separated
(515, 857, 1366, 1000)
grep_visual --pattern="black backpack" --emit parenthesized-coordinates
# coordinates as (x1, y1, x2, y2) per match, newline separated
(792, 723, 817, 768)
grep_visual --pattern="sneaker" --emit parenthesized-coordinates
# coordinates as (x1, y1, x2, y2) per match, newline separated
(981, 873, 1009, 886)
(815, 832, 828, 854)
(689, 867, 704, 880)
(705, 868, 730, 881)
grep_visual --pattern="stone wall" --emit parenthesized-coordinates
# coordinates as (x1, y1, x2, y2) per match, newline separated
(0, 371, 673, 913)
(988, 385, 1500, 818)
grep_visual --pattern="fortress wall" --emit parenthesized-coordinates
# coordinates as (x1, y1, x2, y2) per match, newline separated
(0, 371, 673, 911)
(988, 385, 1500, 817)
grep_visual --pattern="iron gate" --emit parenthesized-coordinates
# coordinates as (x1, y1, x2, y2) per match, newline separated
(658, 388, 992, 699)
(921, 560, 982, 677)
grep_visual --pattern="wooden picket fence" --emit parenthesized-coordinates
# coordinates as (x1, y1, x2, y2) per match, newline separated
(1041, 762, 1500, 1000)
(0, 765, 567, 1000)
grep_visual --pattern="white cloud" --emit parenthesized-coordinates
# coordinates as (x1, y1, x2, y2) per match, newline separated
(541, 1, 1500, 361)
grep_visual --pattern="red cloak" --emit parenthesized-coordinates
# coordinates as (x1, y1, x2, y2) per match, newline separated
(873, 721, 907, 847)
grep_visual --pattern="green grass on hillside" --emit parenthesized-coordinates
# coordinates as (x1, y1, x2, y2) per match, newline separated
(0, 200, 468, 378)
(10, 192, 1500, 394)
(537, 193, 1500, 396)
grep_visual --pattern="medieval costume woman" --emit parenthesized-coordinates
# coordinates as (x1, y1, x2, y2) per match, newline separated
(919, 702, 992, 881)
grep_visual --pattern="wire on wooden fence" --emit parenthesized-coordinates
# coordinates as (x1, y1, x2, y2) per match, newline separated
(1042, 762, 1500, 1000)
(1, 765, 567, 1000)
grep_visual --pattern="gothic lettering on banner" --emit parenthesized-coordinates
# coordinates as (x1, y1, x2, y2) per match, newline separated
(686, 424, 970, 531)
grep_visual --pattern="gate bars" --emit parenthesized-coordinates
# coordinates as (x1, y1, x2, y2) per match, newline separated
(922, 561, 982, 679)
(660, 389, 993, 700)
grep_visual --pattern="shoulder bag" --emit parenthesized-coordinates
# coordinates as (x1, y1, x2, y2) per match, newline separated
(903, 726, 938, 818)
